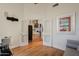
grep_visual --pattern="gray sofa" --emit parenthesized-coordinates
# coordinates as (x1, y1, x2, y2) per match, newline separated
(64, 40, 79, 56)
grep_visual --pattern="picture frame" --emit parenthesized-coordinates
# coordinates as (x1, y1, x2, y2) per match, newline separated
(32, 20, 38, 28)
(57, 12, 76, 34)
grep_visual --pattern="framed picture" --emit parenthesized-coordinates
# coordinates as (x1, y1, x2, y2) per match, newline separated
(57, 12, 76, 34)
(32, 20, 38, 28)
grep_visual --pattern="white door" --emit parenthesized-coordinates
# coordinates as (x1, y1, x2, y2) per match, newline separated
(42, 20, 53, 47)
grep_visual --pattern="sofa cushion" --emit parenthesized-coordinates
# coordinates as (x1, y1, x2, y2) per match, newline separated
(64, 48, 79, 56)
(66, 40, 79, 49)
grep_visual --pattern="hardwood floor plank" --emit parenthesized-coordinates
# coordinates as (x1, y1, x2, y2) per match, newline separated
(11, 36, 64, 56)
(11, 42, 64, 56)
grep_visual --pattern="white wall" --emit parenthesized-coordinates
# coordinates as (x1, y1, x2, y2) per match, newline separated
(0, 3, 24, 48)
(51, 4, 79, 50)
(24, 3, 79, 50)
(0, 3, 79, 50)
(24, 4, 53, 47)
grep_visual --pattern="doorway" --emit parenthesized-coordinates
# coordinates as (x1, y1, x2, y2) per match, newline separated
(28, 20, 43, 46)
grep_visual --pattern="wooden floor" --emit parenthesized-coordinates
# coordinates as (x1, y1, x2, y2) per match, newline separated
(11, 35, 64, 56)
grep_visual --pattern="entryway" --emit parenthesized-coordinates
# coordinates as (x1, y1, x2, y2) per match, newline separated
(28, 20, 43, 46)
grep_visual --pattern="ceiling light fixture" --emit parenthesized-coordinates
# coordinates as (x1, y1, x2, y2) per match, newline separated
(52, 3, 59, 7)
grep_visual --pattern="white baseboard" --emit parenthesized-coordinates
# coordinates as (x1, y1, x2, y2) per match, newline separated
(9, 45, 20, 49)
